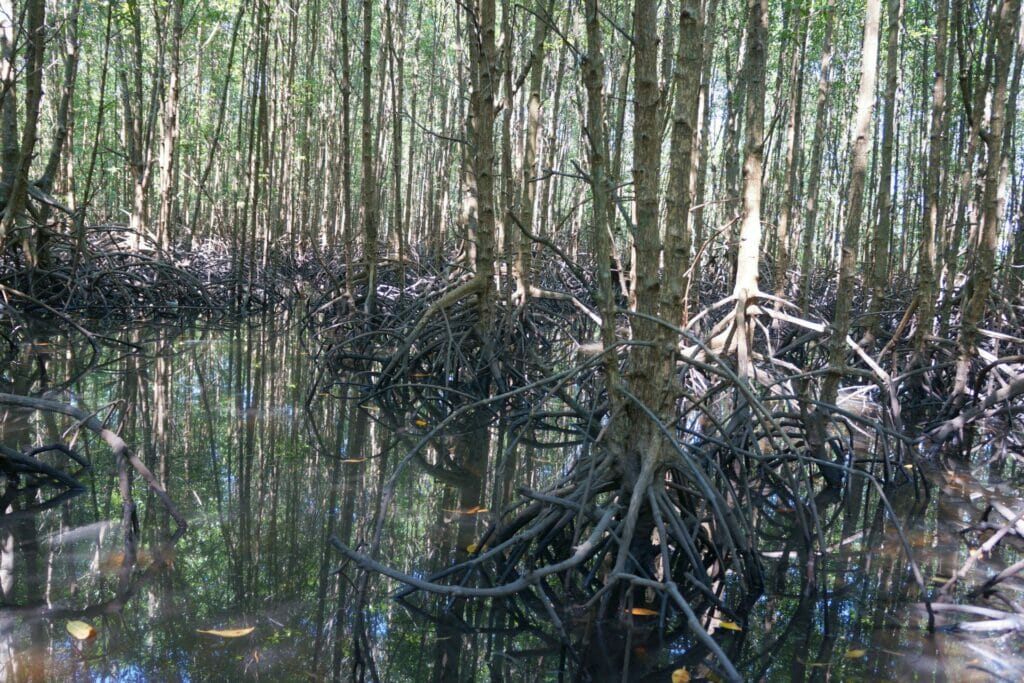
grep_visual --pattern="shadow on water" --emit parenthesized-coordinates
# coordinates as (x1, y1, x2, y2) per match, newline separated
(1, 315, 1023, 681)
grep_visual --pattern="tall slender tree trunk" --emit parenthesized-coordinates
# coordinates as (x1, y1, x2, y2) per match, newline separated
(914, 0, 950, 356)
(361, 0, 379, 314)
(467, 0, 498, 328)
(512, 0, 551, 307)
(156, 0, 183, 252)
(773, 10, 808, 302)
(823, 0, 882, 404)
(665, 0, 702, 325)
(0, 0, 45, 261)
(953, 0, 1020, 396)
(731, 0, 768, 379)
(799, 1, 836, 314)
(865, 0, 905, 337)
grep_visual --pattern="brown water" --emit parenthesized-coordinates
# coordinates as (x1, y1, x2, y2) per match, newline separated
(1, 316, 1022, 681)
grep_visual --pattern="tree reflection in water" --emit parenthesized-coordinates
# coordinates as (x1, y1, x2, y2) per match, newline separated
(1, 317, 1022, 681)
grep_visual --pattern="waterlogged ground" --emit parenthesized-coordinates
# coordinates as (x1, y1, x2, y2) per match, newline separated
(1, 316, 1023, 681)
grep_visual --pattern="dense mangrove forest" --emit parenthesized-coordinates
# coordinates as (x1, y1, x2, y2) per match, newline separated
(1, 0, 1024, 679)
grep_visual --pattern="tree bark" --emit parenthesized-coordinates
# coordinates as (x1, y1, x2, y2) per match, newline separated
(823, 0, 882, 404)
(953, 0, 1020, 396)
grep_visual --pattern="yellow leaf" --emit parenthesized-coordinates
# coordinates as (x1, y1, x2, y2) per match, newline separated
(466, 543, 478, 553)
(846, 649, 867, 659)
(671, 669, 691, 683)
(67, 620, 96, 640)
(718, 621, 743, 631)
(465, 506, 489, 515)
(903, 463, 915, 470)
(629, 607, 659, 616)
(340, 458, 366, 464)
(414, 418, 429, 428)
(196, 627, 255, 638)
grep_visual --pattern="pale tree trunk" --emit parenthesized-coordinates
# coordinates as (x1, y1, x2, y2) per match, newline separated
(512, 0, 551, 307)
(339, 0, 354, 298)
(798, 1, 836, 314)
(361, 0, 379, 314)
(865, 0, 905, 337)
(156, 0, 183, 252)
(823, 0, 882, 404)
(118, 0, 158, 251)
(690, 0, 718, 313)
(913, 0, 949, 355)
(1001, 5, 1023, 296)
(386, 1, 406, 295)
(953, 0, 1019, 396)
(498, 0, 513, 292)
(773, 10, 808, 303)
(731, 0, 768, 379)
(37, 0, 80, 200)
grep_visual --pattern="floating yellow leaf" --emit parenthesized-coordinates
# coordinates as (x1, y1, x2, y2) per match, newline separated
(340, 458, 366, 464)
(671, 669, 691, 683)
(465, 506, 488, 515)
(845, 649, 867, 659)
(414, 418, 429, 428)
(718, 621, 743, 631)
(466, 543, 478, 553)
(629, 607, 659, 616)
(67, 620, 96, 640)
(196, 627, 255, 638)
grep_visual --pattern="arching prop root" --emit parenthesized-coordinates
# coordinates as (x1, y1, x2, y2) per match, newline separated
(0, 392, 187, 540)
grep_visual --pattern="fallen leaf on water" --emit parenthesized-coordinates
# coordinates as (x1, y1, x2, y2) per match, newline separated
(718, 621, 742, 631)
(340, 458, 366, 464)
(671, 669, 690, 683)
(414, 418, 429, 428)
(447, 506, 489, 515)
(196, 627, 255, 638)
(845, 649, 867, 659)
(466, 543, 478, 553)
(629, 607, 659, 616)
(903, 464, 915, 470)
(67, 621, 96, 640)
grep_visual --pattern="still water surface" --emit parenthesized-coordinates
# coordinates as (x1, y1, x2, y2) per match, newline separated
(1, 316, 1022, 681)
